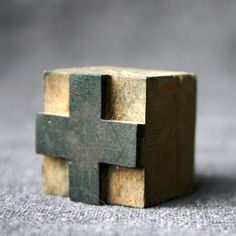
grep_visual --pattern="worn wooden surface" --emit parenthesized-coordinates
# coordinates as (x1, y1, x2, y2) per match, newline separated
(100, 166, 145, 207)
(40, 66, 196, 207)
(42, 155, 69, 196)
(144, 75, 196, 206)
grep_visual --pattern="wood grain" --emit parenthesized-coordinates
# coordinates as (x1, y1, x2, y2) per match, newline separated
(144, 75, 196, 206)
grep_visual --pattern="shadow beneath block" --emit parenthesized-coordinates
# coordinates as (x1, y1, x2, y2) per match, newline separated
(159, 174, 236, 207)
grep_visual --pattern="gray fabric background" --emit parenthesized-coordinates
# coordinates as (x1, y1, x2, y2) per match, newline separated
(0, 0, 236, 235)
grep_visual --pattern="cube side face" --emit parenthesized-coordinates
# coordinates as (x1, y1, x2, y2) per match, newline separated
(144, 75, 196, 206)
(42, 71, 146, 207)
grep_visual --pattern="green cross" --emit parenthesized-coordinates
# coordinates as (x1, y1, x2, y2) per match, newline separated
(36, 74, 144, 204)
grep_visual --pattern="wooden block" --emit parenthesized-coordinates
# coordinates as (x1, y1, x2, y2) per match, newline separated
(37, 66, 196, 207)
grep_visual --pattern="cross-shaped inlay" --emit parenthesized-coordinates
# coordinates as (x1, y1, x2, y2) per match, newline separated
(36, 74, 145, 204)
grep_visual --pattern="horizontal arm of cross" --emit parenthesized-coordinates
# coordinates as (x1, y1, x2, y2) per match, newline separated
(100, 120, 145, 168)
(36, 113, 69, 159)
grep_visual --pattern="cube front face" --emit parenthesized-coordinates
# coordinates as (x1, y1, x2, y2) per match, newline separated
(42, 69, 146, 207)
(38, 67, 196, 208)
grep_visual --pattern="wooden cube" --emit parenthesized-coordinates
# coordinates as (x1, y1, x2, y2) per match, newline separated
(37, 66, 196, 208)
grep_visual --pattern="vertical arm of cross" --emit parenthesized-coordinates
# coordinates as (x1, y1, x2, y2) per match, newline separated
(67, 74, 104, 204)
(64, 74, 145, 205)
(36, 113, 69, 158)
(69, 74, 103, 119)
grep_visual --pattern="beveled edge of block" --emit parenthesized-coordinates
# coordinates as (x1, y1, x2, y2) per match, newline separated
(43, 66, 194, 80)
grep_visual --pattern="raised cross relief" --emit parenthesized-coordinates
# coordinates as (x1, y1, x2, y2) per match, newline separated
(36, 74, 145, 204)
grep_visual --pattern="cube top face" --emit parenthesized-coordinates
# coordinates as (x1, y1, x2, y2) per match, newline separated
(48, 66, 193, 79)
(37, 66, 196, 208)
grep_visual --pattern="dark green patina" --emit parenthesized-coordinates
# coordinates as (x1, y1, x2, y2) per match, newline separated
(36, 74, 144, 204)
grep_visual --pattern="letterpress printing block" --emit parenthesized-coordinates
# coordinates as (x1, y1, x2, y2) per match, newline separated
(36, 67, 196, 207)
